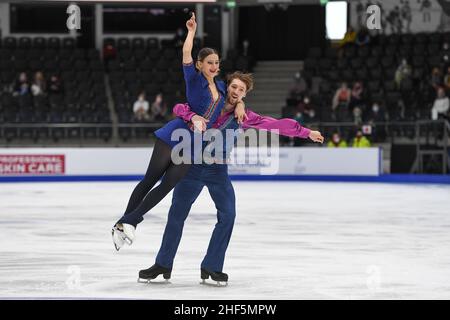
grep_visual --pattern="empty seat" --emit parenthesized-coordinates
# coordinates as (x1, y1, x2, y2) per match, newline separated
(365, 57, 378, 69)
(146, 38, 159, 49)
(3, 37, 17, 49)
(117, 38, 130, 49)
(33, 37, 46, 49)
(62, 37, 76, 49)
(132, 38, 145, 49)
(307, 47, 322, 59)
(18, 37, 32, 49)
(48, 37, 60, 49)
(357, 46, 370, 58)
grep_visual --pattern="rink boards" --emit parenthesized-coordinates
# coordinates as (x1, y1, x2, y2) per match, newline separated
(0, 147, 381, 179)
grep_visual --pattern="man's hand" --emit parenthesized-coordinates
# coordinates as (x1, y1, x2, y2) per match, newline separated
(308, 130, 324, 143)
(234, 101, 248, 124)
(191, 114, 209, 132)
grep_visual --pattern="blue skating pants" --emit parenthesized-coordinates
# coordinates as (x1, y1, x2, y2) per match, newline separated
(155, 163, 236, 272)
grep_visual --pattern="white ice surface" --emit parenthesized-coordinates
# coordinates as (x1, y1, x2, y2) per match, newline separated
(0, 181, 450, 300)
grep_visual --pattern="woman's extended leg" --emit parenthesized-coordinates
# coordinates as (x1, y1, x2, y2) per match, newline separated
(117, 161, 192, 228)
(122, 138, 173, 215)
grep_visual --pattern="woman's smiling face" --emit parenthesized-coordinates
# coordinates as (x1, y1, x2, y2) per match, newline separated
(197, 54, 220, 79)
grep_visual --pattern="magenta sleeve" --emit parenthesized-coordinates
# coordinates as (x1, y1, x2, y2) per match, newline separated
(242, 109, 311, 139)
(172, 103, 197, 122)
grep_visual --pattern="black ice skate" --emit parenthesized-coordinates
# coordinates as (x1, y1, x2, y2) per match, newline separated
(200, 268, 228, 287)
(137, 264, 172, 284)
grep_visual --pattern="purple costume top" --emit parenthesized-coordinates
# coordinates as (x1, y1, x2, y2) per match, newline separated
(173, 103, 312, 139)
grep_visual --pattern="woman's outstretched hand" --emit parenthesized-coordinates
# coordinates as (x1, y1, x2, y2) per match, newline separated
(191, 114, 209, 132)
(186, 12, 197, 32)
(308, 130, 324, 143)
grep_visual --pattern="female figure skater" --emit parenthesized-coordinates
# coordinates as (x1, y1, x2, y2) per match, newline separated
(135, 72, 324, 286)
(112, 12, 246, 248)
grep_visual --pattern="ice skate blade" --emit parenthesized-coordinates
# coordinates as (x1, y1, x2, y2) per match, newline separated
(200, 279, 228, 287)
(124, 237, 133, 245)
(138, 278, 170, 285)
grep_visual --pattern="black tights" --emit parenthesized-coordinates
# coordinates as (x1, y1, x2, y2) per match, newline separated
(120, 139, 191, 223)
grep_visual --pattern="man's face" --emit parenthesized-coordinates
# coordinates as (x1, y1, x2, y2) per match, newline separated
(227, 79, 247, 105)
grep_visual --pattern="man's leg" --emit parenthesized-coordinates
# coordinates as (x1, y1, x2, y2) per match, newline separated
(201, 165, 236, 272)
(155, 166, 204, 269)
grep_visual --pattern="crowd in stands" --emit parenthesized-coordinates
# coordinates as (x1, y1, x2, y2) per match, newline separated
(283, 28, 450, 145)
(0, 36, 111, 142)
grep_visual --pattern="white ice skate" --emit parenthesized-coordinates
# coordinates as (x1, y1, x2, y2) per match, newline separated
(111, 223, 136, 251)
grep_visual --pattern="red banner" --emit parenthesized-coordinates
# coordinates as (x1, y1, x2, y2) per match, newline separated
(0, 155, 65, 175)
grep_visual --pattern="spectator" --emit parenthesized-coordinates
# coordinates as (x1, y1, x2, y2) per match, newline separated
(31, 71, 46, 97)
(401, 0, 412, 33)
(352, 106, 363, 126)
(394, 58, 412, 89)
(297, 95, 316, 123)
(133, 92, 150, 121)
(366, 102, 387, 123)
(150, 93, 167, 121)
(352, 129, 371, 148)
(431, 87, 449, 120)
(332, 82, 351, 120)
(327, 132, 347, 148)
(430, 67, 443, 90)
(48, 74, 62, 95)
(339, 26, 356, 48)
(443, 66, 450, 91)
(366, 102, 387, 142)
(293, 111, 305, 126)
(355, 27, 370, 46)
(349, 81, 364, 111)
(103, 44, 117, 64)
(289, 71, 308, 101)
(13, 72, 30, 96)
(242, 39, 250, 56)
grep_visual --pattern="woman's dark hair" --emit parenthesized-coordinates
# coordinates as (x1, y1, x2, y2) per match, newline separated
(197, 47, 219, 62)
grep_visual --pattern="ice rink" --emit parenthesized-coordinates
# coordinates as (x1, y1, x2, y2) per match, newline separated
(0, 180, 449, 300)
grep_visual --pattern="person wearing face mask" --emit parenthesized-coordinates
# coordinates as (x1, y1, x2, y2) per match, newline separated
(366, 102, 387, 142)
(366, 102, 385, 123)
(112, 12, 246, 252)
(289, 71, 308, 101)
(351, 129, 371, 148)
(430, 67, 443, 91)
(133, 92, 150, 122)
(431, 87, 449, 120)
(443, 66, 450, 90)
(150, 93, 167, 121)
(298, 96, 316, 123)
(394, 58, 412, 89)
(327, 132, 347, 148)
(13, 72, 31, 97)
(297, 96, 316, 123)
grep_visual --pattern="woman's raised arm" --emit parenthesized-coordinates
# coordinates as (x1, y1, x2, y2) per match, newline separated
(182, 12, 197, 65)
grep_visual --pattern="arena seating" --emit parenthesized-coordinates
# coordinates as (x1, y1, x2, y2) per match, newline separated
(301, 32, 450, 124)
(0, 36, 111, 142)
